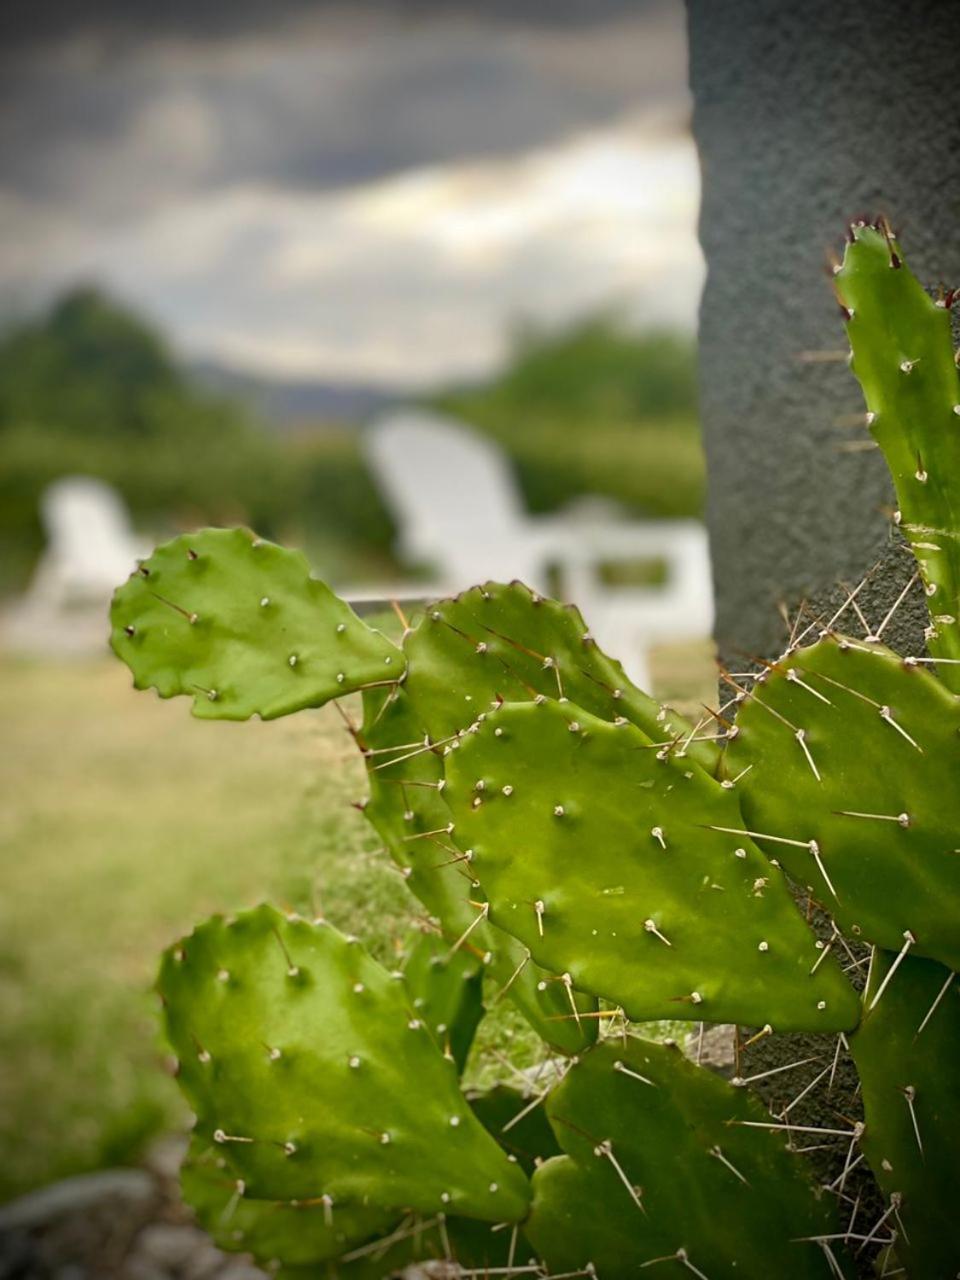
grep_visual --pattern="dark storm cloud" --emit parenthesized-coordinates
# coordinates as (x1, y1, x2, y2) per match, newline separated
(0, 0, 696, 381)
(1, 1, 651, 50)
(0, 1, 684, 213)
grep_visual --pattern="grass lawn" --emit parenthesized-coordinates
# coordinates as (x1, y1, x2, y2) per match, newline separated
(0, 638, 716, 1203)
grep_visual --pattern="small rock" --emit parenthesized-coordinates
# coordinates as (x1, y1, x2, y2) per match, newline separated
(182, 1243, 228, 1279)
(123, 1260, 171, 1280)
(0, 1170, 154, 1233)
(137, 1223, 207, 1269)
(216, 1264, 268, 1280)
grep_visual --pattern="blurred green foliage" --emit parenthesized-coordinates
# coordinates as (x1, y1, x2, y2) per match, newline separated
(435, 314, 704, 518)
(0, 292, 703, 595)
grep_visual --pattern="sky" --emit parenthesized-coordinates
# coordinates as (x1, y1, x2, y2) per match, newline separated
(0, 0, 703, 387)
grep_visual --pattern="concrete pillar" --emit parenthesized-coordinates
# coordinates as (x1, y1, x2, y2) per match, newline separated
(687, 0, 960, 664)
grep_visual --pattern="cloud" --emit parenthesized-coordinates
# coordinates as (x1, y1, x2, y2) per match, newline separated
(1, 1, 664, 51)
(0, 4, 686, 211)
(0, 1, 699, 385)
(2, 112, 702, 385)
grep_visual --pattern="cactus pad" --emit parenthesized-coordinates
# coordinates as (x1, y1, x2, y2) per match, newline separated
(403, 581, 718, 772)
(445, 697, 859, 1030)
(849, 950, 960, 1279)
(360, 686, 598, 1056)
(360, 686, 471, 931)
(728, 633, 960, 969)
(525, 1039, 849, 1279)
(180, 1139, 395, 1267)
(467, 1083, 562, 1175)
(111, 528, 401, 719)
(158, 904, 530, 1221)
(400, 928, 484, 1072)
(835, 222, 960, 686)
(184, 1143, 521, 1279)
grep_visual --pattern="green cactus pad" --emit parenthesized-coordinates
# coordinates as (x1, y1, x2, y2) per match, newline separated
(401, 928, 484, 1072)
(158, 904, 530, 1221)
(273, 1217, 458, 1280)
(850, 950, 960, 1279)
(525, 1039, 849, 1279)
(185, 1144, 522, 1280)
(444, 697, 859, 1030)
(278, 1214, 534, 1280)
(467, 1083, 562, 1176)
(180, 1139, 395, 1267)
(360, 686, 473, 930)
(361, 685, 598, 1057)
(403, 581, 718, 772)
(110, 528, 401, 720)
(835, 222, 960, 687)
(728, 633, 960, 969)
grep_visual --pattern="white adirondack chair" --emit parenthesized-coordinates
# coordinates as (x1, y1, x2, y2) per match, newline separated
(2, 477, 147, 655)
(363, 410, 714, 688)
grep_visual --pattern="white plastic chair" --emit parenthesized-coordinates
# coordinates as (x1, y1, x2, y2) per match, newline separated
(363, 410, 714, 687)
(365, 409, 567, 591)
(2, 477, 147, 655)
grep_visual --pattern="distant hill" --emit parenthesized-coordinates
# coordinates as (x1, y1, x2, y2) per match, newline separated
(188, 359, 408, 428)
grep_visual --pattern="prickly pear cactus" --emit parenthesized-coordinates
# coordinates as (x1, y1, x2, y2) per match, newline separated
(525, 1039, 849, 1279)
(727, 634, 960, 969)
(111, 528, 401, 719)
(403, 580, 718, 771)
(444, 697, 859, 1030)
(849, 951, 960, 1279)
(835, 221, 960, 689)
(158, 904, 530, 1221)
(107, 220, 960, 1280)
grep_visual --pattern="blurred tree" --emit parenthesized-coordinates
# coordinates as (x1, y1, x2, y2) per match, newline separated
(0, 288, 295, 591)
(434, 313, 704, 519)
(0, 287, 181, 437)
(481, 313, 698, 422)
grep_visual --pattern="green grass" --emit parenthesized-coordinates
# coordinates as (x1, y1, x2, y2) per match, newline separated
(0, 639, 716, 1203)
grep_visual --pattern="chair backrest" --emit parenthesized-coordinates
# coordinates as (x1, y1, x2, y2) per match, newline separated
(365, 411, 527, 573)
(39, 476, 140, 593)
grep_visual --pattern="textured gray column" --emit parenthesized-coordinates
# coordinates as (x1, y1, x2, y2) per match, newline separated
(687, 0, 960, 664)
